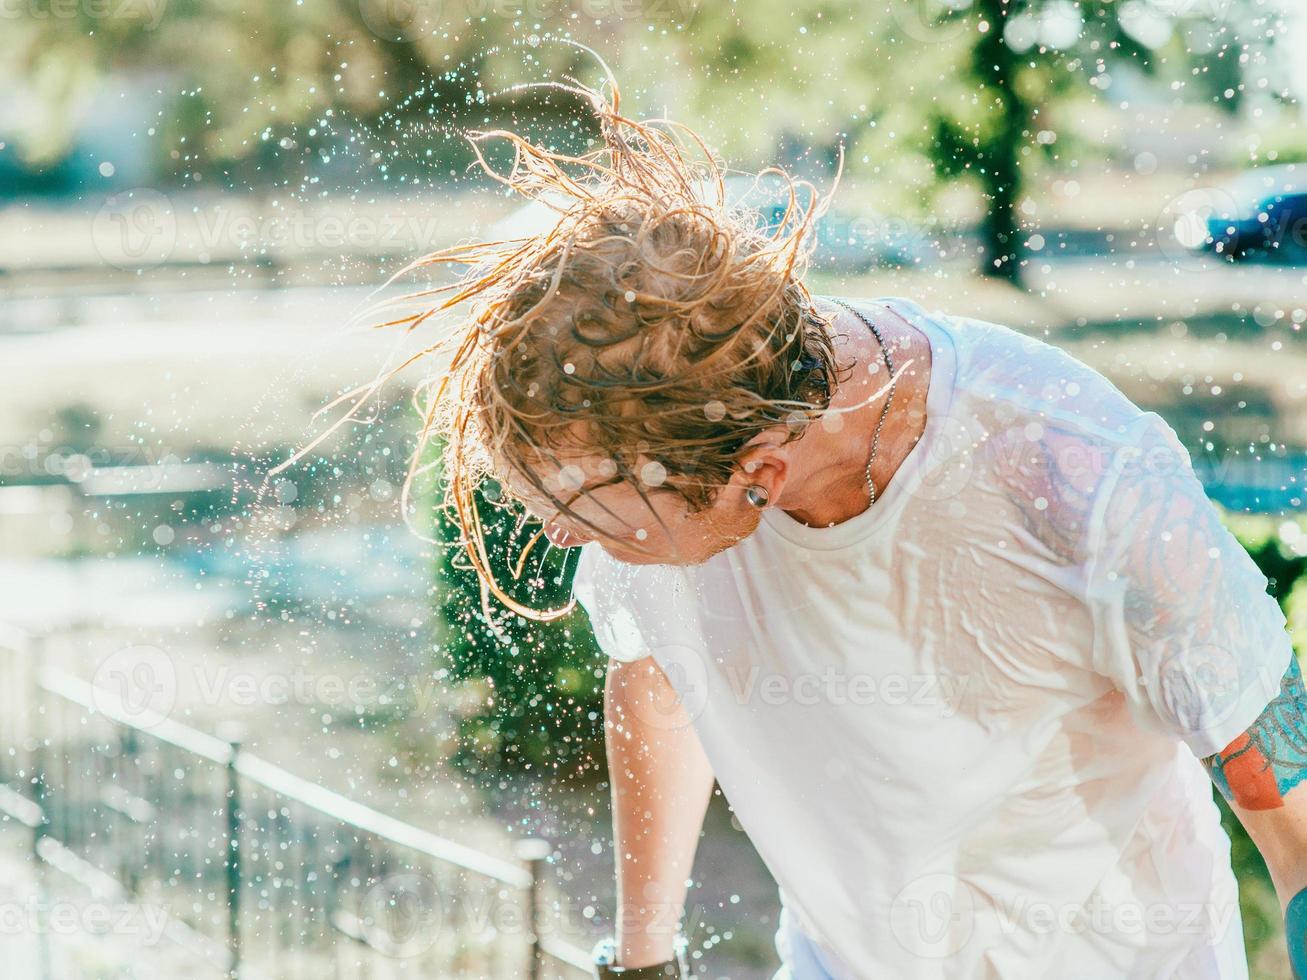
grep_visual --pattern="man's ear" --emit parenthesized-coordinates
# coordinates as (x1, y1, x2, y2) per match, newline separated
(728, 427, 792, 505)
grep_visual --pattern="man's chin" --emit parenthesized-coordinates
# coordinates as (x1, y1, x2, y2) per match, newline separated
(600, 538, 733, 568)
(598, 545, 677, 566)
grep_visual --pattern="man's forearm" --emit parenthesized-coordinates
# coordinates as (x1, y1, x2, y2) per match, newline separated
(1287, 888, 1307, 979)
(605, 657, 714, 968)
(1202, 656, 1307, 977)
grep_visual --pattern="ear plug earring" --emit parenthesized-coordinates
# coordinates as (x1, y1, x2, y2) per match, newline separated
(746, 485, 769, 508)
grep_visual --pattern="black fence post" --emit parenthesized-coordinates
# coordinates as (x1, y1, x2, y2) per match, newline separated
(119, 726, 140, 897)
(514, 838, 551, 980)
(23, 633, 45, 807)
(223, 733, 243, 979)
(28, 636, 53, 980)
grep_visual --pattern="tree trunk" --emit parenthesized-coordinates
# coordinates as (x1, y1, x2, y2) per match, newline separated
(972, 0, 1026, 286)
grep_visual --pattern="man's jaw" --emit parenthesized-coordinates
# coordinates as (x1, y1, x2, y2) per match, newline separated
(543, 523, 591, 549)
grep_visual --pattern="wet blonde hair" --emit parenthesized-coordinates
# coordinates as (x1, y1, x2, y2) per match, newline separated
(297, 56, 843, 621)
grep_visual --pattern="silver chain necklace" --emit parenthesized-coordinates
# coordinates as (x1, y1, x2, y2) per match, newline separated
(829, 298, 895, 508)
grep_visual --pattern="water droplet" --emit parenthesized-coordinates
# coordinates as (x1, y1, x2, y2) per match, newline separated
(639, 462, 666, 487)
(558, 465, 586, 492)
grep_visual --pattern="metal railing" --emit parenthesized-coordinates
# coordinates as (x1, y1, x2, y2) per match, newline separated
(0, 626, 594, 979)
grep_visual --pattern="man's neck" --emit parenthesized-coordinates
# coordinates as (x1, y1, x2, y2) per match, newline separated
(775, 299, 931, 529)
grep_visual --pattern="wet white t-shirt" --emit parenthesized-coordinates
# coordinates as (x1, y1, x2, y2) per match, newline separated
(571, 296, 1295, 979)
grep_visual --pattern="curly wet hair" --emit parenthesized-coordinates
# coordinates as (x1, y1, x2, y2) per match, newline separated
(290, 53, 845, 620)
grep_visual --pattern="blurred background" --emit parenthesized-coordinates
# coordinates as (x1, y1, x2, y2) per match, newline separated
(1, 1, 1306, 977)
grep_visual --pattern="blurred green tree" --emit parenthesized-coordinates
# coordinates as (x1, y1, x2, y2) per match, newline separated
(432, 478, 605, 779)
(3, 0, 1278, 282)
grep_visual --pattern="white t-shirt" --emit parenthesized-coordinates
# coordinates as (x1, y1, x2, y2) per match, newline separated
(571, 295, 1295, 980)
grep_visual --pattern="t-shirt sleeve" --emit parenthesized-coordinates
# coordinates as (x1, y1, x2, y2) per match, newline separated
(570, 542, 672, 664)
(1084, 411, 1296, 758)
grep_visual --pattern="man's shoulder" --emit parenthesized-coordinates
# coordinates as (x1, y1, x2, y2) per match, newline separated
(571, 543, 705, 664)
(572, 543, 696, 617)
(857, 295, 1143, 446)
(917, 306, 1167, 568)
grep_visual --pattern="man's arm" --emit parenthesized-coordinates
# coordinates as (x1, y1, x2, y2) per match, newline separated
(1202, 656, 1307, 978)
(605, 656, 715, 969)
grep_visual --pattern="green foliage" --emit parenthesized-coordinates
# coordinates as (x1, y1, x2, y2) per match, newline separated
(5, 0, 1273, 274)
(433, 483, 605, 780)
(1226, 510, 1307, 617)
(2, 1, 610, 184)
(1261, 127, 1307, 167)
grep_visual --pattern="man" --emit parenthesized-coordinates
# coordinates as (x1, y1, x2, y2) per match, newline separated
(410, 79, 1306, 978)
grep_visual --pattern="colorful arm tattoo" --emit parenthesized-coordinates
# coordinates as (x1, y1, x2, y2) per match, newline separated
(1203, 657, 1307, 811)
(1203, 659, 1307, 976)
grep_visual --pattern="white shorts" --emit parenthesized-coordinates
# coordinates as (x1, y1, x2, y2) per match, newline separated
(772, 905, 845, 980)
